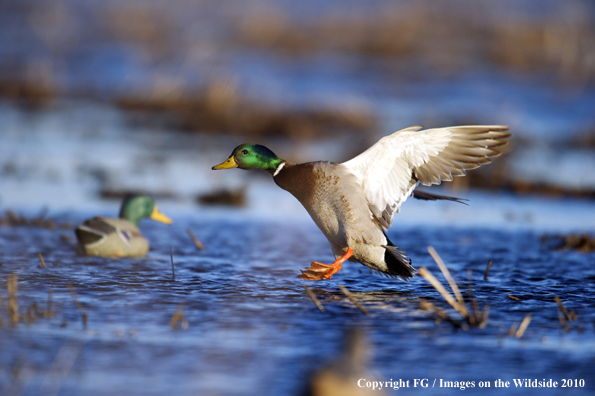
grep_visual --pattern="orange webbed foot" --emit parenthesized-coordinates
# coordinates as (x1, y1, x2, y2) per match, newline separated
(298, 248, 353, 280)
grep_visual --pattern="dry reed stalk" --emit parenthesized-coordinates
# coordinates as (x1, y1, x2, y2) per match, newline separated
(46, 289, 54, 318)
(67, 285, 88, 326)
(558, 311, 571, 331)
(419, 248, 490, 328)
(469, 299, 479, 326)
(7, 274, 18, 326)
(466, 270, 478, 326)
(303, 285, 325, 312)
(169, 303, 188, 330)
(428, 246, 467, 316)
(479, 305, 489, 328)
(484, 260, 493, 281)
(507, 294, 520, 301)
(515, 315, 531, 338)
(39, 253, 46, 267)
(338, 284, 369, 316)
(554, 296, 571, 321)
(25, 303, 40, 324)
(418, 267, 467, 319)
(419, 299, 467, 329)
(187, 228, 204, 250)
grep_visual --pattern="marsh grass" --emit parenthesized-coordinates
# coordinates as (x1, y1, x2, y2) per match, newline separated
(554, 296, 582, 333)
(38, 253, 46, 268)
(484, 259, 493, 281)
(338, 284, 369, 316)
(67, 285, 88, 327)
(6, 274, 19, 326)
(169, 303, 188, 330)
(0, 209, 71, 230)
(418, 246, 489, 329)
(187, 228, 205, 251)
(0, 274, 55, 327)
(303, 285, 325, 313)
(419, 247, 540, 339)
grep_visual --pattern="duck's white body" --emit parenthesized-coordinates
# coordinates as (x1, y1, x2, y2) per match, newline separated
(76, 217, 149, 258)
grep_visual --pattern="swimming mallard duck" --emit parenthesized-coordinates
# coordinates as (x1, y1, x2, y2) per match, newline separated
(75, 194, 172, 257)
(213, 125, 511, 280)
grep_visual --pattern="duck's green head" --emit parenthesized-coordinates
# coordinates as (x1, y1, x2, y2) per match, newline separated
(212, 144, 284, 174)
(118, 194, 173, 226)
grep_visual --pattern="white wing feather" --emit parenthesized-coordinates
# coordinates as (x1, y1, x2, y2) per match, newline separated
(342, 125, 510, 229)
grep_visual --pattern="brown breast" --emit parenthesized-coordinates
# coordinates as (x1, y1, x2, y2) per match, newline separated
(273, 162, 321, 205)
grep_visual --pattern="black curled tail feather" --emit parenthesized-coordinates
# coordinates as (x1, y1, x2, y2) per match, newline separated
(382, 231, 416, 280)
(383, 246, 416, 280)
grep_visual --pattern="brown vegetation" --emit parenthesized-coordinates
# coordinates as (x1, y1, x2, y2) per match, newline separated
(0, 210, 71, 230)
(542, 232, 595, 253)
(197, 188, 246, 207)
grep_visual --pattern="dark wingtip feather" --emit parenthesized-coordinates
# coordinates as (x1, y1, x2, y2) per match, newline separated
(412, 190, 469, 205)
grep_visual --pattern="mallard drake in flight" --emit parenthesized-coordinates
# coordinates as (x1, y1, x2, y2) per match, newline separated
(213, 125, 510, 280)
(75, 194, 172, 257)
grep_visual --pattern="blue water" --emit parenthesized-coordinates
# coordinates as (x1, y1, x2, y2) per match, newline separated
(1, 211, 594, 395)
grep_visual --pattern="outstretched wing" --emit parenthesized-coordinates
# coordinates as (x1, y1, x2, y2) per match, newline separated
(342, 125, 511, 229)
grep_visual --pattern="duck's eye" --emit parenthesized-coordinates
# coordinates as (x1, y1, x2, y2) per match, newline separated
(242, 150, 248, 155)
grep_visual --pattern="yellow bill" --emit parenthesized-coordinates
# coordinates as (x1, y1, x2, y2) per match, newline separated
(212, 155, 238, 170)
(150, 206, 173, 224)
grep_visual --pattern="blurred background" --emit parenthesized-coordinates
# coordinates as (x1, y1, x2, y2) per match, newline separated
(1, 0, 595, 225)
(2, 2, 595, 395)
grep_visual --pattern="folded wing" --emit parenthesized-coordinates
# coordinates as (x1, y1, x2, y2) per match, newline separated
(342, 125, 511, 229)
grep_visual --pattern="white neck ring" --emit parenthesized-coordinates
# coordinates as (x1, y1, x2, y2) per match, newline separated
(273, 162, 286, 177)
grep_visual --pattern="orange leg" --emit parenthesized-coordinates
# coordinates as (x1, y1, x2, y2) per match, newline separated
(298, 248, 353, 280)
